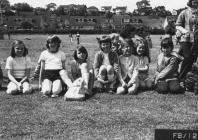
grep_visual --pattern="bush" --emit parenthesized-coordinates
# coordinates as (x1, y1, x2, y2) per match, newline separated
(150, 28, 165, 35)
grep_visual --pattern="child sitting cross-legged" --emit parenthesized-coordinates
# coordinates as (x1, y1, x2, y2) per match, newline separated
(155, 38, 184, 94)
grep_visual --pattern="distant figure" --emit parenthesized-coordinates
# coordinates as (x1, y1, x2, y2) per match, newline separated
(69, 33, 73, 43)
(76, 32, 80, 44)
(145, 35, 153, 48)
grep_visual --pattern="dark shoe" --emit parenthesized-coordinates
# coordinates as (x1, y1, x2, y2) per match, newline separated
(97, 87, 105, 93)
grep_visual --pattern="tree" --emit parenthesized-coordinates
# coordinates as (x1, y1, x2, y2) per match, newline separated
(134, 0, 152, 16)
(151, 6, 171, 17)
(76, 5, 87, 16)
(21, 21, 33, 29)
(13, 3, 33, 12)
(105, 11, 113, 19)
(56, 5, 66, 15)
(0, 0, 10, 11)
(34, 7, 46, 15)
(46, 3, 57, 11)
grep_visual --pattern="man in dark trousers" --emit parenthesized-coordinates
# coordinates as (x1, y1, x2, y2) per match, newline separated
(76, 32, 80, 44)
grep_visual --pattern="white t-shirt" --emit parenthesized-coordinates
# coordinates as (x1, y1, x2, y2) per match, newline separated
(5, 56, 32, 79)
(40, 50, 66, 70)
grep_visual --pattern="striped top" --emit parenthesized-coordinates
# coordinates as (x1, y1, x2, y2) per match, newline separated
(5, 56, 32, 79)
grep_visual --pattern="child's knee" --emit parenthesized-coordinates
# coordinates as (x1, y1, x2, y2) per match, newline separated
(59, 69, 66, 76)
(42, 79, 52, 95)
(7, 88, 18, 94)
(22, 82, 32, 94)
(106, 65, 114, 74)
(7, 82, 18, 94)
(52, 80, 62, 95)
(128, 84, 139, 95)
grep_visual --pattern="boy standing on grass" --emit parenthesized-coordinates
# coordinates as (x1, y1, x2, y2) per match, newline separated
(69, 33, 73, 43)
(76, 32, 80, 44)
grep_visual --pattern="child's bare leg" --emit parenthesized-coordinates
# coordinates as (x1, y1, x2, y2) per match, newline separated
(88, 69, 94, 93)
(42, 79, 52, 96)
(51, 79, 62, 97)
(128, 83, 139, 95)
(22, 82, 32, 94)
(6, 82, 18, 94)
(59, 70, 73, 88)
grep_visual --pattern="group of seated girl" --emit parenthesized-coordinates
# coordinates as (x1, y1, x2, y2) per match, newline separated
(1, 34, 187, 98)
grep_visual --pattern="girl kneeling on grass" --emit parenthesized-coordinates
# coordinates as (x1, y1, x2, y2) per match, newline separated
(93, 35, 119, 94)
(134, 38, 154, 90)
(39, 35, 66, 98)
(116, 38, 139, 95)
(5, 40, 32, 94)
(155, 38, 184, 94)
(60, 45, 94, 95)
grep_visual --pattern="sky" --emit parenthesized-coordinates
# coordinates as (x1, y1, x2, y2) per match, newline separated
(8, 0, 187, 12)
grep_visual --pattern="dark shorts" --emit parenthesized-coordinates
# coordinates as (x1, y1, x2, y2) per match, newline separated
(43, 70, 61, 82)
(13, 78, 29, 83)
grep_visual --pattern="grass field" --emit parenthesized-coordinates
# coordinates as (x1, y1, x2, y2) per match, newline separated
(0, 34, 197, 140)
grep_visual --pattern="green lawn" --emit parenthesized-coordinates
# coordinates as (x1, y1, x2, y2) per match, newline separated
(0, 34, 197, 140)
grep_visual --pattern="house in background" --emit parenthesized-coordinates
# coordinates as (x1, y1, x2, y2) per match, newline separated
(4, 15, 41, 30)
(69, 16, 101, 31)
(113, 6, 127, 15)
(87, 6, 99, 13)
(101, 6, 112, 12)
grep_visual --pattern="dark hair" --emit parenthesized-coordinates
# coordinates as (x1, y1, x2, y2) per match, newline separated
(122, 38, 136, 55)
(96, 35, 112, 51)
(165, 22, 176, 36)
(46, 35, 61, 49)
(187, 0, 198, 7)
(161, 38, 174, 51)
(73, 45, 88, 62)
(120, 25, 136, 38)
(188, 0, 194, 7)
(135, 38, 151, 62)
(10, 40, 28, 58)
